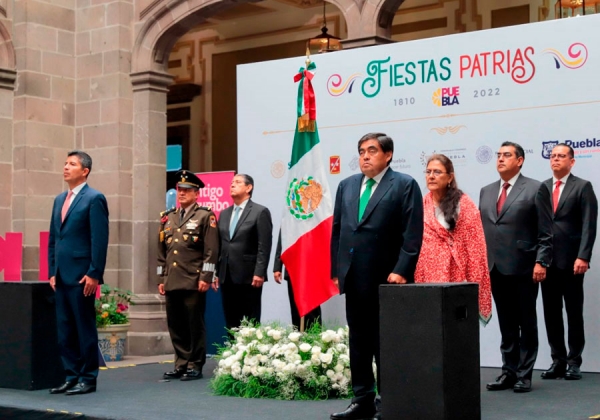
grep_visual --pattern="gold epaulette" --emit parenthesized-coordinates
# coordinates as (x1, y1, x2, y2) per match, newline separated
(160, 207, 177, 218)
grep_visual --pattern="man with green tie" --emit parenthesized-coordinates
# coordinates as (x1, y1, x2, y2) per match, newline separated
(330, 133, 424, 420)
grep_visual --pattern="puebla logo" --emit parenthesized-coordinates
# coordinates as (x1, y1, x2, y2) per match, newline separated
(286, 177, 323, 220)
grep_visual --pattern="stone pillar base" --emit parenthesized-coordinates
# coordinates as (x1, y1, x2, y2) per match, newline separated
(127, 332, 174, 356)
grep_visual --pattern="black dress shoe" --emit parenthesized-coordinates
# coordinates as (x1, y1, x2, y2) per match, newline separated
(541, 362, 566, 379)
(66, 383, 96, 395)
(486, 373, 517, 391)
(513, 379, 532, 393)
(163, 369, 186, 379)
(49, 380, 78, 394)
(180, 370, 203, 381)
(330, 403, 376, 419)
(565, 365, 582, 380)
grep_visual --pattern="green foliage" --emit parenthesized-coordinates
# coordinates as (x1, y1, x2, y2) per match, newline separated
(95, 284, 136, 328)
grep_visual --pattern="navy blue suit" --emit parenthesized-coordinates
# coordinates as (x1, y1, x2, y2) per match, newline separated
(48, 184, 109, 385)
(331, 168, 423, 405)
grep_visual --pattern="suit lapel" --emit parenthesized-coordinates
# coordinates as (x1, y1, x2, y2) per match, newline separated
(348, 176, 361, 225)
(232, 200, 252, 239)
(62, 184, 87, 226)
(556, 175, 576, 215)
(497, 175, 525, 220)
(359, 169, 394, 225)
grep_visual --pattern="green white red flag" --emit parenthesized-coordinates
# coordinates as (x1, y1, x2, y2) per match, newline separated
(280, 61, 338, 317)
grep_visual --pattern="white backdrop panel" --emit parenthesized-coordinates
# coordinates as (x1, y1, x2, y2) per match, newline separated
(237, 15, 600, 371)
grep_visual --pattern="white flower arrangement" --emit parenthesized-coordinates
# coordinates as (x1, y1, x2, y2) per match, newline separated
(211, 320, 352, 400)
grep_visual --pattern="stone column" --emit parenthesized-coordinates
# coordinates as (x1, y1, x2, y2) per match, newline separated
(12, 0, 76, 280)
(128, 70, 174, 355)
(0, 68, 16, 243)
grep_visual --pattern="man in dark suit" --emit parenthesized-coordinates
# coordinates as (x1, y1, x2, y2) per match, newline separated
(273, 230, 321, 330)
(48, 150, 109, 395)
(540, 143, 597, 381)
(157, 170, 220, 381)
(480, 141, 552, 393)
(214, 174, 273, 331)
(330, 133, 423, 420)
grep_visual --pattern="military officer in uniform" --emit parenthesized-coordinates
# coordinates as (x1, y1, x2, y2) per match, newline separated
(157, 170, 220, 381)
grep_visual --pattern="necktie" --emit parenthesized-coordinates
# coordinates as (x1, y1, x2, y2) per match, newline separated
(358, 178, 376, 221)
(230, 206, 240, 238)
(61, 190, 73, 222)
(496, 182, 510, 215)
(180, 209, 185, 224)
(553, 180, 562, 214)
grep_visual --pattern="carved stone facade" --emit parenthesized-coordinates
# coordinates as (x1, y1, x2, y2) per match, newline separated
(0, 0, 559, 355)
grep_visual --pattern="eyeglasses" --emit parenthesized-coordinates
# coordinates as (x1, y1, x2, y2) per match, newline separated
(496, 152, 514, 159)
(424, 169, 448, 177)
(550, 153, 570, 160)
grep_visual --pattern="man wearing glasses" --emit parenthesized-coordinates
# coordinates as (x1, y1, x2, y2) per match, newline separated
(539, 143, 597, 381)
(330, 133, 423, 419)
(479, 141, 552, 393)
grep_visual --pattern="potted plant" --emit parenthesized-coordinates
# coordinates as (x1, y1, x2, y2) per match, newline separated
(96, 284, 135, 362)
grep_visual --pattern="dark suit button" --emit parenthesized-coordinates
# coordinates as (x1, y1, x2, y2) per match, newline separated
(350, 248, 354, 253)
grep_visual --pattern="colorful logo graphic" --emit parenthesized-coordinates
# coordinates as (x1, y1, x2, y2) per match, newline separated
(431, 126, 466, 135)
(476, 146, 493, 164)
(541, 141, 559, 159)
(286, 177, 323, 220)
(327, 73, 362, 96)
(329, 156, 341, 174)
(432, 86, 460, 107)
(543, 43, 588, 69)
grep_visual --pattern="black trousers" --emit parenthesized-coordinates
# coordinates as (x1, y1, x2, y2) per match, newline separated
(541, 266, 585, 367)
(55, 284, 99, 385)
(490, 268, 539, 380)
(221, 277, 263, 331)
(345, 280, 380, 407)
(287, 279, 321, 330)
(165, 290, 207, 372)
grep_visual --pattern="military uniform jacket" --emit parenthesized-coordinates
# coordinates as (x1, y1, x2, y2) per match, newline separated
(157, 204, 220, 291)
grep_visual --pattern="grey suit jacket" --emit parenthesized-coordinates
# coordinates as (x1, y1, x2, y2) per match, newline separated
(543, 174, 598, 270)
(479, 173, 552, 276)
(217, 199, 273, 284)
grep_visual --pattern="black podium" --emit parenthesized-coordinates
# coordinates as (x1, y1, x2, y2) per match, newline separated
(379, 283, 480, 420)
(0, 282, 63, 390)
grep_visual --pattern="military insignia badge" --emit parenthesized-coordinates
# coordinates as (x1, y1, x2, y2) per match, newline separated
(210, 215, 217, 228)
(192, 236, 198, 242)
(167, 237, 172, 244)
(159, 230, 165, 242)
(183, 234, 189, 241)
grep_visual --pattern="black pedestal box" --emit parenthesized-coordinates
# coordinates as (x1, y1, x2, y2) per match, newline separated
(379, 283, 481, 420)
(0, 282, 63, 390)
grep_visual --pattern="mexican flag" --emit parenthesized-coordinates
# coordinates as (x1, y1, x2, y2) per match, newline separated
(280, 60, 339, 317)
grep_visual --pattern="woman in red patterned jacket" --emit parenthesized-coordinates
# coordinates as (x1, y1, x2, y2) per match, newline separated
(415, 154, 492, 324)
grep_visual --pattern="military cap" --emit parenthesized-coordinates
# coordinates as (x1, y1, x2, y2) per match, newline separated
(176, 170, 204, 189)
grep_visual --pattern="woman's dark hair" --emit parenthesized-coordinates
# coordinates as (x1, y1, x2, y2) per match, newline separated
(427, 154, 463, 230)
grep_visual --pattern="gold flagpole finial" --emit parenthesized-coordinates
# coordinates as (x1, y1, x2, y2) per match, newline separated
(305, 46, 311, 68)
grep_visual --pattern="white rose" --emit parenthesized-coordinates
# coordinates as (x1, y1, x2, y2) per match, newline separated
(326, 369, 335, 378)
(271, 330, 282, 341)
(288, 332, 301, 342)
(102, 303, 110, 309)
(334, 364, 344, 373)
(256, 330, 264, 340)
(222, 351, 232, 358)
(320, 353, 333, 364)
(311, 346, 322, 354)
(299, 343, 311, 352)
(311, 354, 321, 364)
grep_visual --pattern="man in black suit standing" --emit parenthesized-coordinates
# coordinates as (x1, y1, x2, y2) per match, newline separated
(48, 150, 109, 395)
(540, 143, 597, 381)
(214, 174, 273, 331)
(330, 133, 423, 420)
(480, 141, 552, 393)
